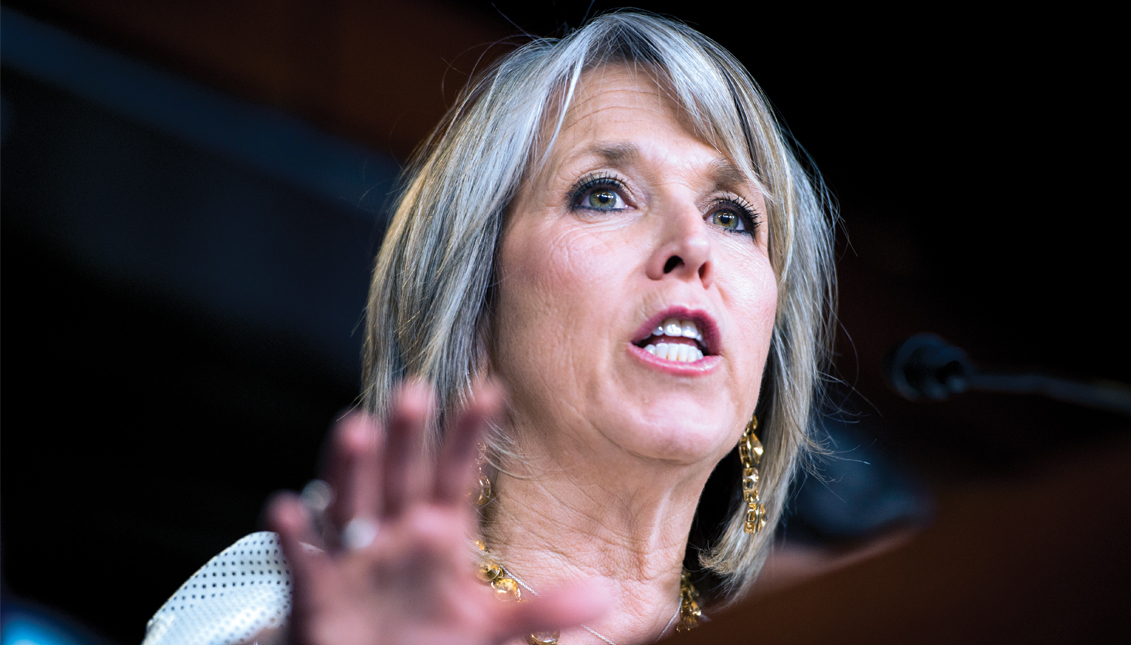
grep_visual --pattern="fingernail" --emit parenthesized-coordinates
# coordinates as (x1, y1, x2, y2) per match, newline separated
(268, 494, 306, 531)
(342, 415, 376, 449)
(394, 378, 435, 416)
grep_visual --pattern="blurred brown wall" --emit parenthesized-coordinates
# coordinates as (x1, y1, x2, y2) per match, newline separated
(19, 0, 511, 158)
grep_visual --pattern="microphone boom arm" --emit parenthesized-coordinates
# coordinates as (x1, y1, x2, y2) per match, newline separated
(885, 333, 1131, 417)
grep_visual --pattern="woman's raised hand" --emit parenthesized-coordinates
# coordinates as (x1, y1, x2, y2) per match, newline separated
(267, 382, 604, 645)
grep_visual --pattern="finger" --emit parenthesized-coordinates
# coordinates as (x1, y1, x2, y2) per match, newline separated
(382, 379, 433, 517)
(489, 582, 610, 644)
(433, 381, 504, 504)
(325, 413, 383, 531)
(266, 493, 330, 598)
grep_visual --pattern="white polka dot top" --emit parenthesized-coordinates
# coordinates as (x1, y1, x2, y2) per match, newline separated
(142, 532, 293, 645)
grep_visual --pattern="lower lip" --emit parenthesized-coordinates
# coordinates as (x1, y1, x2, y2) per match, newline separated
(628, 344, 722, 375)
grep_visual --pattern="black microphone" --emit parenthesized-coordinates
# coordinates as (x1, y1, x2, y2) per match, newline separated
(885, 333, 1131, 417)
(885, 333, 972, 401)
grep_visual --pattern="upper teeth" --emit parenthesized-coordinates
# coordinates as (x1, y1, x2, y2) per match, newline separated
(644, 318, 705, 363)
(651, 318, 703, 343)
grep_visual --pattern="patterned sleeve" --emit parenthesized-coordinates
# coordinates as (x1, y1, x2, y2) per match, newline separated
(142, 532, 292, 645)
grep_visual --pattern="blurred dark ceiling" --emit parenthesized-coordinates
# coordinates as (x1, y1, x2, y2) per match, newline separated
(2, 2, 1126, 643)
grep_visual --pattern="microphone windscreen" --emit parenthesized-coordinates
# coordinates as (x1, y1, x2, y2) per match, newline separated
(885, 333, 972, 401)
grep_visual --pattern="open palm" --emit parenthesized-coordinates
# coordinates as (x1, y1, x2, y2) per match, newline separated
(268, 383, 603, 645)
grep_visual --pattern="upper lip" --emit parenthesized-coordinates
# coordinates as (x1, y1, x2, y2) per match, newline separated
(631, 306, 720, 355)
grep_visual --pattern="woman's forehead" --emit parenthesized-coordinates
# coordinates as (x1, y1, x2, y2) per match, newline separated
(562, 65, 684, 137)
(536, 65, 755, 187)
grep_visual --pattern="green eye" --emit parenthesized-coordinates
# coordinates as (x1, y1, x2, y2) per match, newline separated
(588, 189, 619, 209)
(712, 210, 741, 230)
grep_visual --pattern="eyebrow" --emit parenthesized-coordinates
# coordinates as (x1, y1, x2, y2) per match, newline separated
(590, 143, 640, 166)
(575, 143, 755, 191)
(708, 159, 751, 190)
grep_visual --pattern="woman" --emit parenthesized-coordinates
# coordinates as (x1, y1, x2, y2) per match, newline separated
(143, 11, 834, 645)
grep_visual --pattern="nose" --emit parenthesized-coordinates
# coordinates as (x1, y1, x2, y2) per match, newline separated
(645, 206, 713, 288)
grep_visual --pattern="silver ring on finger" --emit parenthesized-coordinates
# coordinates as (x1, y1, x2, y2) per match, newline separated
(341, 517, 379, 551)
(300, 479, 335, 537)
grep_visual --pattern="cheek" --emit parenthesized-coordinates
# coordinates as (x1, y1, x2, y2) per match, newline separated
(500, 227, 580, 316)
(748, 263, 779, 329)
(499, 220, 632, 314)
(722, 254, 779, 388)
(492, 225, 609, 375)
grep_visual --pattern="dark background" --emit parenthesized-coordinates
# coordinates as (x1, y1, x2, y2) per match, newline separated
(2, 2, 1126, 643)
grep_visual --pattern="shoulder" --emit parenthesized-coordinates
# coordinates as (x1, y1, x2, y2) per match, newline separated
(142, 532, 292, 645)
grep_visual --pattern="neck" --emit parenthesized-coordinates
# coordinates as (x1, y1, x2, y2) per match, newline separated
(482, 436, 714, 644)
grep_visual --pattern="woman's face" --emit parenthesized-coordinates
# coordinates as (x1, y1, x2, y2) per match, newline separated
(492, 65, 778, 469)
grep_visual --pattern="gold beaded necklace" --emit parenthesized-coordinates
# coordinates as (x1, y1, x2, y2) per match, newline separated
(474, 540, 701, 645)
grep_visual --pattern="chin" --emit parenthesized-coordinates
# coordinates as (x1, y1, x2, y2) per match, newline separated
(619, 406, 737, 465)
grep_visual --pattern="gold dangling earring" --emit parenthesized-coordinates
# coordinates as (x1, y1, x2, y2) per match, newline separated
(740, 415, 767, 535)
(475, 441, 492, 506)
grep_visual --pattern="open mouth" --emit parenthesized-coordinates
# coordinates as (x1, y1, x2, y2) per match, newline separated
(633, 316, 711, 363)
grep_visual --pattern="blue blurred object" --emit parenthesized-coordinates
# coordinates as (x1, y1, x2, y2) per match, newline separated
(2, 8, 396, 641)
(1, 598, 103, 645)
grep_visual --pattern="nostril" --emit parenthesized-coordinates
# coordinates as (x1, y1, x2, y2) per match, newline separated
(663, 256, 683, 273)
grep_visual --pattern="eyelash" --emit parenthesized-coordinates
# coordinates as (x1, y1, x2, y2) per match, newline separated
(569, 173, 761, 236)
(709, 196, 761, 236)
(569, 173, 629, 212)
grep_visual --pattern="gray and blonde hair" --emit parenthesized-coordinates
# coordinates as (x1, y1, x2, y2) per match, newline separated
(363, 11, 835, 603)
